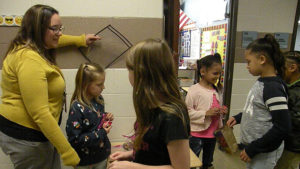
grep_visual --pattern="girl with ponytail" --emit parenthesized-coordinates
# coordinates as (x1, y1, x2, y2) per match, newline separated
(227, 34, 291, 169)
(186, 53, 228, 169)
(66, 63, 113, 168)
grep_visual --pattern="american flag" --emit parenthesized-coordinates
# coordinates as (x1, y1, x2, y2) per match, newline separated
(179, 9, 191, 31)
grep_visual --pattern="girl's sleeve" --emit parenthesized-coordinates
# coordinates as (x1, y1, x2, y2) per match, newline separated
(58, 34, 87, 47)
(17, 52, 79, 166)
(161, 113, 190, 144)
(66, 102, 108, 148)
(185, 89, 206, 124)
(233, 112, 243, 124)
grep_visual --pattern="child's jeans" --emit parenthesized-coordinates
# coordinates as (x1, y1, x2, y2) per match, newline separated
(75, 159, 107, 169)
(189, 136, 216, 169)
(246, 142, 284, 169)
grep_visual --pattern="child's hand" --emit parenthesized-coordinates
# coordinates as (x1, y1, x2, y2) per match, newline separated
(110, 151, 133, 161)
(103, 125, 112, 134)
(240, 149, 251, 162)
(106, 112, 114, 121)
(206, 108, 220, 116)
(108, 160, 134, 169)
(227, 117, 237, 127)
(219, 105, 228, 115)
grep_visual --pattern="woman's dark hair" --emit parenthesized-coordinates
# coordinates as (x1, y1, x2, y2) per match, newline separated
(196, 53, 222, 90)
(246, 34, 284, 77)
(4, 4, 59, 64)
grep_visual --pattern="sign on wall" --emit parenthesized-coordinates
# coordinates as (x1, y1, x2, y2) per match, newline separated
(242, 31, 258, 48)
(274, 33, 289, 49)
(0, 15, 22, 26)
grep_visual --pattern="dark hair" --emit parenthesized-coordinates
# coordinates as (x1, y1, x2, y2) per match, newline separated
(4, 4, 59, 64)
(284, 51, 300, 70)
(196, 53, 222, 90)
(197, 53, 222, 78)
(246, 34, 284, 77)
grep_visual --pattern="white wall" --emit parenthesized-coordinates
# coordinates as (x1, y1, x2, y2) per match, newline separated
(0, 0, 163, 18)
(295, 24, 300, 51)
(237, 0, 297, 33)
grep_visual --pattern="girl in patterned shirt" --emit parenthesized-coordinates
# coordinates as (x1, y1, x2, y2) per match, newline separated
(66, 63, 113, 169)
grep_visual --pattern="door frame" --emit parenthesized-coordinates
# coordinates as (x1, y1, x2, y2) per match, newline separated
(223, 0, 239, 120)
(291, 0, 300, 50)
(163, 0, 180, 70)
(163, 0, 239, 117)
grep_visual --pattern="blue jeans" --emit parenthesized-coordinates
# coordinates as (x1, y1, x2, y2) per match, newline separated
(189, 136, 216, 168)
(247, 142, 284, 169)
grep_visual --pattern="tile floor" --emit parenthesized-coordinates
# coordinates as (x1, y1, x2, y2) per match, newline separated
(198, 147, 246, 169)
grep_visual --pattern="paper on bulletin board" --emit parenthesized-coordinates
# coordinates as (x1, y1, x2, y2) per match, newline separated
(200, 24, 227, 60)
(274, 33, 289, 49)
(242, 31, 258, 48)
(180, 30, 191, 58)
(190, 29, 201, 60)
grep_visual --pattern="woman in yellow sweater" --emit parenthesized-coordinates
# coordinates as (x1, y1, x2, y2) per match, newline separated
(0, 4, 99, 169)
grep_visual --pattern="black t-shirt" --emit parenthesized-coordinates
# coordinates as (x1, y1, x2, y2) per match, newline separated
(133, 106, 190, 166)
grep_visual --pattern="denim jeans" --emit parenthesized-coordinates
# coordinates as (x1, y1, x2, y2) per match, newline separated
(246, 142, 284, 169)
(189, 136, 216, 168)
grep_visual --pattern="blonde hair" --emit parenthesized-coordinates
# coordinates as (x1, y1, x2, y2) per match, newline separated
(71, 62, 105, 108)
(126, 39, 189, 150)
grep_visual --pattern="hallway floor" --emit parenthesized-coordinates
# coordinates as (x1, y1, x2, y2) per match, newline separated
(199, 147, 246, 169)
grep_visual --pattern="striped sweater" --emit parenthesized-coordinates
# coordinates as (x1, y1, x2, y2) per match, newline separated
(234, 76, 291, 158)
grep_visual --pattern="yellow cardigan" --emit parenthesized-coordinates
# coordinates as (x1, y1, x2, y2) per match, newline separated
(0, 34, 86, 166)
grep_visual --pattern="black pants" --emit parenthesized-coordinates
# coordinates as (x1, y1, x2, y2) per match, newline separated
(189, 136, 216, 169)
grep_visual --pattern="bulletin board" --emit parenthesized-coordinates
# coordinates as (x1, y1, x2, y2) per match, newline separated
(200, 23, 228, 84)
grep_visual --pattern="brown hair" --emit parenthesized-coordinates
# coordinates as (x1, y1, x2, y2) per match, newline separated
(126, 39, 189, 150)
(4, 4, 59, 64)
(71, 62, 105, 108)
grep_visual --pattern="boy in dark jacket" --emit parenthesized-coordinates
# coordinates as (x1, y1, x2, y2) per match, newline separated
(275, 51, 300, 169)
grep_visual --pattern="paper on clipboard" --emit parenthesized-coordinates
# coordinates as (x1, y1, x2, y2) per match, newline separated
(79, 25, 133, 68)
